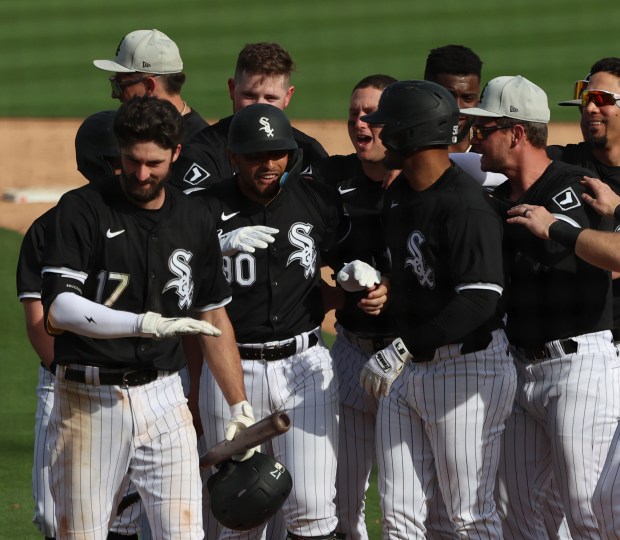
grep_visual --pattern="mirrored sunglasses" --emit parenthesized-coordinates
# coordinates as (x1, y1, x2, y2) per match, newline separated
(581, 89, 620, 108)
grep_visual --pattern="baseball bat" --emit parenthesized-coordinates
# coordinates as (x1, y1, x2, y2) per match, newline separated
(116, 411, 291, 516)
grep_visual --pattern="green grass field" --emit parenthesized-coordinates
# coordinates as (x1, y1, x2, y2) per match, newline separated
(2, 0, 620, 121)
(0, 228, 382, 539)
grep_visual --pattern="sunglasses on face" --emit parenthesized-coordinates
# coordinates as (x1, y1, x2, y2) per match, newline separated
(470, 124, 512, 141)
(108, 75, 156, 98)
(581, 89, 620, 108)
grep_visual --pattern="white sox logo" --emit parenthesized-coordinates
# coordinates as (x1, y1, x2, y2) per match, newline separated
(287, 222, 316, 278)
(163, 249, 195, 309)
(405, 231, 435, 289)
(259, 117, 275, 137)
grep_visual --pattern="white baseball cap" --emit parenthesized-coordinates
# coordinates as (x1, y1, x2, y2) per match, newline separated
(460, 75, 550, 124)
(93, 29, 183, 74)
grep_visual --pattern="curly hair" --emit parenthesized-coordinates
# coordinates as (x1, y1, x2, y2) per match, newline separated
(424, 44, 482, 81)
(114, 96, 184, 150)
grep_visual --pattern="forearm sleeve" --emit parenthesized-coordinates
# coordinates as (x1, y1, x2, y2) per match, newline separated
(48, 292, 142, 338)
(403, 289, 499, 355)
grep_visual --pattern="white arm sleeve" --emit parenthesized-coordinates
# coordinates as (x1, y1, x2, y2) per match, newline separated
(49, 292, 142, 338)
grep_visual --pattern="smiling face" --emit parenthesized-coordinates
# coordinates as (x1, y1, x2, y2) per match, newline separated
(119, 141, 180, 208)
(581, 71, 620, 151)
(230, 149, 290, 204)
(347, 86, 387, 164)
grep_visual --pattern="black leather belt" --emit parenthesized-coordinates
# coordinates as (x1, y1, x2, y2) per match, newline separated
(63, 368, 160, 387)
(238, 333, 319, 361)
(514, 338, 578, 363)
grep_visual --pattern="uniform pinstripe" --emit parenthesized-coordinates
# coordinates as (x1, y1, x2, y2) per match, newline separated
(49, 369, 201, 539)
(376, 330, 516, 539)
(199, 334, 339, 539)
(497, 331, 620, 539)
(18, 210, 143, 538)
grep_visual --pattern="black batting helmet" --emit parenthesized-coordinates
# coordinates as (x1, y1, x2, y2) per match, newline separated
(362, 80, 459, 154)
(207, 452, 292, 531)
(75, 110, 119, 183)
(228, 103, 298, 155)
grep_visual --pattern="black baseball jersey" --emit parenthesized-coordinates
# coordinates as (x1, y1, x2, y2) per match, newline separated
(170, 108, 211, 189)
(172, 115, 328, 192)
(547, 141, 620, 326)
(493, 160, 613, 347)
(195, 151, 341, 343)
(384, 165, 505, 353)
(16, 208, 55, 300)
(311, 154, 394, 335)
(41, 179, 230, 371)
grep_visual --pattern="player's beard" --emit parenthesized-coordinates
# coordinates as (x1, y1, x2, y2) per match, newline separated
(586, 133, 609, 149)
(121, 171, 168, 204)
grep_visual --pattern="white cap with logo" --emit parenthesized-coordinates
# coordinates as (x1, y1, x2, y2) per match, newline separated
(93, 29, 183, 74)
(460, 75, 550, 124)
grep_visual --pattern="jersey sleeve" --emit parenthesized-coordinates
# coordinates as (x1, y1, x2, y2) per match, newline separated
(16, 209, 52, 300)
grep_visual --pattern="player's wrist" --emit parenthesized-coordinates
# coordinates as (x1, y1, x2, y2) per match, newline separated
(230, 400, 253, 418)
(614, 203, 620, 223)
(548, 220, 582, 250)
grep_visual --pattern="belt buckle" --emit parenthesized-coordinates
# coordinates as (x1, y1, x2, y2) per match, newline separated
(260, 345, 279, 361)
(122, 369, 155, 387)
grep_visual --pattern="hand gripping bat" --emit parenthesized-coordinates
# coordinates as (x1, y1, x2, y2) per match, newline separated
(116, 411, 291, 515)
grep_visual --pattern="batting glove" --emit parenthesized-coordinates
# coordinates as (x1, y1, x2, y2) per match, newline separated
(138, 312, 221, 339)
(219, 226, 279, 256)
(337, 260, 381, 292)
(360, 338, 412, 398)
(226, 400, 258, 461)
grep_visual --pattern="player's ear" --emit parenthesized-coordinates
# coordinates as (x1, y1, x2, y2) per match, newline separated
(227, 78, 235, 101)
(172, 144, 182, 163)
(284, 85, 295, 108)
(144, 76, 157, 95)
(227, 149, 238, 167)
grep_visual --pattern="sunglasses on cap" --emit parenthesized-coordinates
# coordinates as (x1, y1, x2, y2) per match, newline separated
(470, 124, 512, 142)
(581, 89, 620, 108)
(572, 79, 589, 100)
(108, 75, 158, 99)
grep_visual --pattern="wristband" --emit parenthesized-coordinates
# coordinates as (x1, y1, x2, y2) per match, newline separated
(614, 203, 620, 223)
(548, 221, 582, 250)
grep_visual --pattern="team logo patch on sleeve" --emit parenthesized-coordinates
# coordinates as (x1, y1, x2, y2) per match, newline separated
(552, 187, 581, 212)
(183, 163, 211, 186)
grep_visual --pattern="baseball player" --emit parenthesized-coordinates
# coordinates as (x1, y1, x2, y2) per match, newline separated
(175, 42, 327, 193)
(357, 80, 516, 539)
(424, 44, 483, 153)
(39, 96, 254, 540)
(93, 29, 210, 189)
(193, 103, 344, 540)
(462, 75, 620, 539)
(311, 74, 454, 540)
(16, 110, 146, 540)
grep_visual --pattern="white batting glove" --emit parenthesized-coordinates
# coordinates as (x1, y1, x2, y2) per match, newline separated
(360, 338, 412, 398)
(337, 260, 381, 292)
(138, 312, 221, 339)
(219, 226, 279, 256)
(225, 400, 258, 461)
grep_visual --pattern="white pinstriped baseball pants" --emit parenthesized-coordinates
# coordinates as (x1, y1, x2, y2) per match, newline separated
(331, 325, 457, 540)
(49, 368, 202, 540)
(377, 329, 516, 539)
(199, 335, 339, 539)
(33, 366, 144, 538)
(497, 330, 620, 539)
